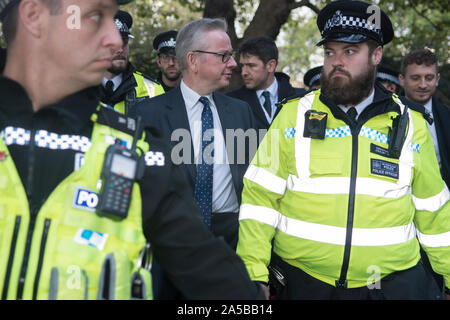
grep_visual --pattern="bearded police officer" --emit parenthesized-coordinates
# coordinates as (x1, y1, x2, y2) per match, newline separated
(101, 10, 164, 115)
(236, 0, 449, 300)
(0, 0, 264, 300)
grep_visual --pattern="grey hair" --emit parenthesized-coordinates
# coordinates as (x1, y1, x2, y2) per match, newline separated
(176, 18, 228, 73)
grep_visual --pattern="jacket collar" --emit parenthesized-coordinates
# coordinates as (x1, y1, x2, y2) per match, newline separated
(0, 76, 100, 131)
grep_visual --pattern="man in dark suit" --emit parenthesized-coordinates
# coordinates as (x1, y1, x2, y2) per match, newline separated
(399, 48, 449, 295)
(227, 36, 306, 133)
(134, 17, 258, 299)
(135, 18, 257, 248)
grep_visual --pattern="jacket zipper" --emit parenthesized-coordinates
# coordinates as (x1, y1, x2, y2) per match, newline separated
(16, 128, 36, 300)
(336, 123, 360, 288)
(1, 216, 22, 300)
(32, 218, 51, 300)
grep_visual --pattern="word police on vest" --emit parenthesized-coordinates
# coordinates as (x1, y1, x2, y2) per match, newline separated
(74, 188, 99, 212)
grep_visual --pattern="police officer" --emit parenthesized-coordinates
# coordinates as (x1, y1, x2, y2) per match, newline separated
(0, 0, 264, 300)
(303, 66, 323, 91)
(376, 65, 401, 94)
(236, 0, 449, 300)
(153, 30, 181, 92)
(101, 10, 164, 115)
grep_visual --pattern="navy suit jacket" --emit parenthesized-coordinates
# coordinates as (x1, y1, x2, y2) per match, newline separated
(132, 86, 258, 205)
(227, 72, 306, 131)
(432, 97, 450, 188)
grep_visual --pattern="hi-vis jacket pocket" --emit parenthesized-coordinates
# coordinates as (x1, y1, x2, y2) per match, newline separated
(48, 266, 88, 300)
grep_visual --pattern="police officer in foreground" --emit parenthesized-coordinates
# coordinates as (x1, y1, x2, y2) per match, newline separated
(101, 10, 164, 115)
(0, 0, 264, 300)
(153, 30, 181, 92)
(236, 0, 449, 299)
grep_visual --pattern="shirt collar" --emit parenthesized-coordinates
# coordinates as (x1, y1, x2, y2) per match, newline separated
(339, 89, 375, 115)
(423, 98, 433, 113)
(102, 74, 123, 91)
(0, 76, 100, 130)
(256, 78, 278, 99)
(180, 79, 214, 110)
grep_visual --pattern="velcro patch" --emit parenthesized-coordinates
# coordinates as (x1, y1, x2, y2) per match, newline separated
(370, 143, 395, 159)
(73, 229, 108, 251)
(371, 159, 399, 179)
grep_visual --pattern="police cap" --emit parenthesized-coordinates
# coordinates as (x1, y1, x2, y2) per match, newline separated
(0, 0, 135, 20)
(153, 30, 178, 54)
(303, 66, 323, 88)
(115, 10, 134, 39)
(376, 65, 400, 85)
(316, 0, 393, 46)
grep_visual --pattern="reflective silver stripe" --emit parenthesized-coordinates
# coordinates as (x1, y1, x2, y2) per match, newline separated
(240, 203, 416, 246)
(417, 230, 450, 248)
(287, 175, 410, 198)
(412, 186, 450, 212)
(143, 78, 156, 97)
(244, 165, 286, 195)
(295, 93, 315, 180)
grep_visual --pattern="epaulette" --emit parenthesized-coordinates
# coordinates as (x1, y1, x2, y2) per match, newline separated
(398, 95, 433, 125)
(94, 103, 140, 136)
(275, 90, 311, 108)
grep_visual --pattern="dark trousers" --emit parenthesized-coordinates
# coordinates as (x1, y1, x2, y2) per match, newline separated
(274, 256, 443, 300)
(152, 212, 239, 300)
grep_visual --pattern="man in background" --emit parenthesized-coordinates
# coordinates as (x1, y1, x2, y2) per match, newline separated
(153, 30, 182, 91)
(101, 10, 164, 114)
(228, 36, 306, 133)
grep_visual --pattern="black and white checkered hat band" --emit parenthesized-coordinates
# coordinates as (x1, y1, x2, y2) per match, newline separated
(323, 10, 382, 36)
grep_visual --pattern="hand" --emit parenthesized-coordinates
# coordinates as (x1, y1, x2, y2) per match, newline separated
(260, 283, 270, 300)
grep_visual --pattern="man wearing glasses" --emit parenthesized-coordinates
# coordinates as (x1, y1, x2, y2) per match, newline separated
(134, 17, 258, 299)
(153, 30, 182, 92)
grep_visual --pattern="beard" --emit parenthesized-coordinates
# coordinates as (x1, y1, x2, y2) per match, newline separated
(163, 69, 181, 82)
(321, 61, 376, 106)
(107, 57, 128, 75)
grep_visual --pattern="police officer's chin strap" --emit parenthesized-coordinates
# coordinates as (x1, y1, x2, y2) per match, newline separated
(388, 104, 409, 159)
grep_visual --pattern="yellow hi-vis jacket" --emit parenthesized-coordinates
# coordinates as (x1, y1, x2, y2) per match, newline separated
(112, 71, 165, 115)
(236, 89, 450, 288)
(0, 108, 152, 299)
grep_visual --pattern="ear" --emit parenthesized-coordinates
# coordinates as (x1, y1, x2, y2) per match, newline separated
(371, 45, 383, 66)
(186, 52, 198, 73)
(436, 72, 440, 86)
(398, 73, 405, 87)
(18, 0, 46, 39)
(266, 59, 277, 73)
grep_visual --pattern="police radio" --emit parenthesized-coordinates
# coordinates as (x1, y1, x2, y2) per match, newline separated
(97, 117, 145, 219)
(388, 105, 409, 159)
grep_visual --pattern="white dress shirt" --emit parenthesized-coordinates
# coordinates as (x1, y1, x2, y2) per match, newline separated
(338, 89, 375, 120)
(424, 99, 441, 168)
(180, 80, 239, 214)
(256, 78, 279, 124)
(102, 74, 123, 91)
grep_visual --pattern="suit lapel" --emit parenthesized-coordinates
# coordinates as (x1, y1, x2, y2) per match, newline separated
(165, 87, 196, 184)
(247, 90, 269, 128)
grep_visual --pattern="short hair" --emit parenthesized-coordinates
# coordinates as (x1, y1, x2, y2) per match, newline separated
(176, 18, 228, 73)
(238, 36, 278, 65)
(2, 0, 62, 45)
(401, 49, 438, 75)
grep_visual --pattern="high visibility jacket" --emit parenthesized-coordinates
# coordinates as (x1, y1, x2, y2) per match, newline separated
(236, 88, 450, 289)
(111, 71, 165, 115)
(0, 108, 152, 300)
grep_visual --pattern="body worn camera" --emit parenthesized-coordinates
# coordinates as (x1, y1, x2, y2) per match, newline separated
(388, 106, 409, 159)
(303, 110, 328, 140)
(97, 141, 145, 219)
